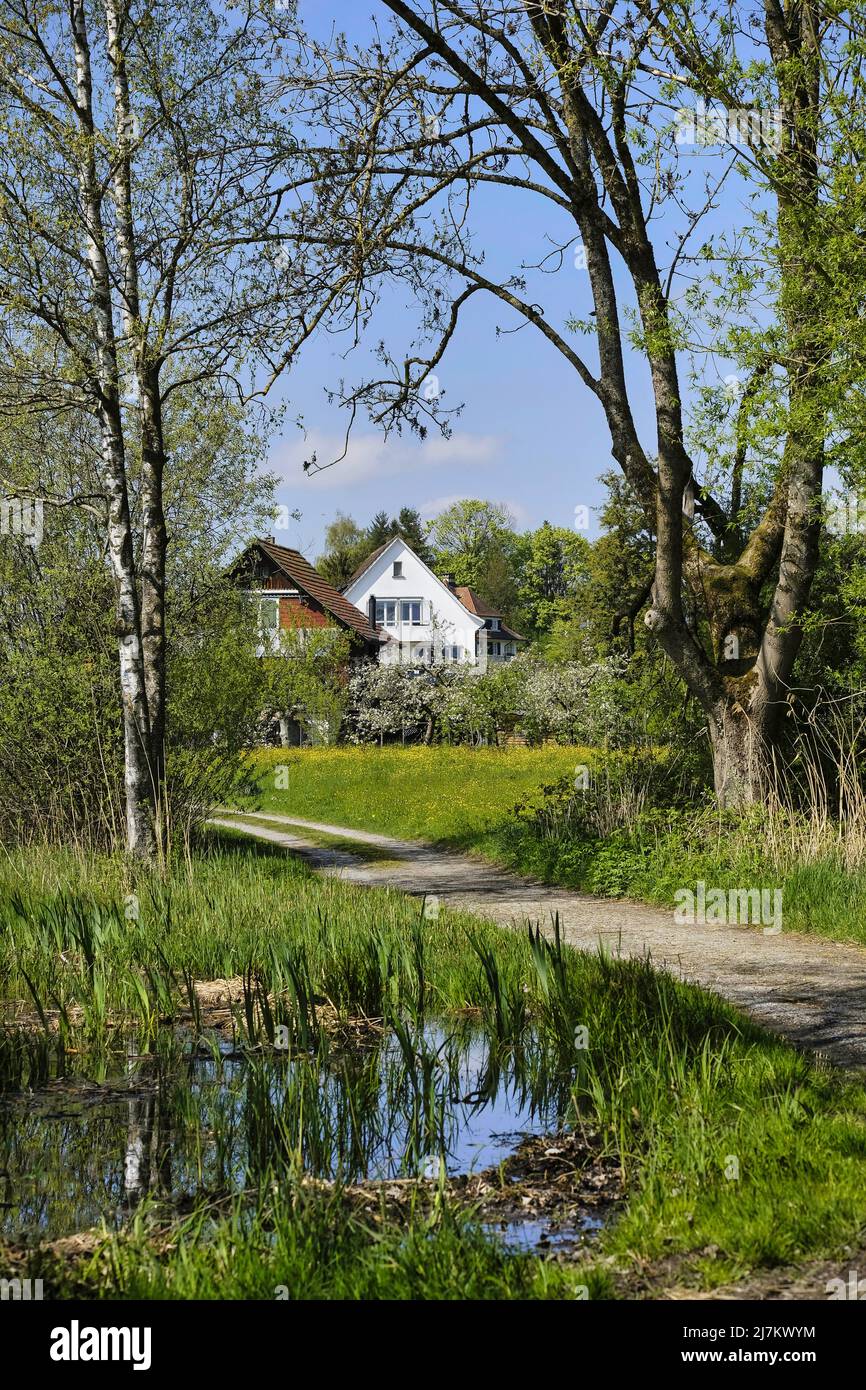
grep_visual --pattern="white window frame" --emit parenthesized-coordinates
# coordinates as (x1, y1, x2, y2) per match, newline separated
(375, 599, 398, 626)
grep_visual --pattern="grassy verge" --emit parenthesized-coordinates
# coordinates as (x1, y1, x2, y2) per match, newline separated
(237, 747, 866, 945)
(236, 745, 596, 842)
(481, 804, 866, 943)
(1, 837, 866, 1297)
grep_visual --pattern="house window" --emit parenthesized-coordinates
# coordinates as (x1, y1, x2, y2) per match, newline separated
(490, 641, 501, 657)
(449, 645, 461, 661)
(375, 600, 398, 626)
(376, 598, 422, 625)
(259, 597, 280, 634)
(490, 617, 501, 631)
(393, 560, 403, 578)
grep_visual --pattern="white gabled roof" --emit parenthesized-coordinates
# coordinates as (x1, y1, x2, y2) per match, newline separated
(343, 536, 485, 630)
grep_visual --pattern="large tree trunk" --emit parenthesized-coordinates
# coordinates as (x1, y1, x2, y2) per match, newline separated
(707, 695, 774, 808)
(641, 6, 823, 805)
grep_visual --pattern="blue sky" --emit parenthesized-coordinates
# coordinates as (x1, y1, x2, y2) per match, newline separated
(264, 2, 773, 563)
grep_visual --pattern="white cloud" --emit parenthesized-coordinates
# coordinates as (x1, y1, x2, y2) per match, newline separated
(503, 498, 532, 528)
(270, 429, 504, 490)
(421, 434, 502, 465)
(418, 493, 474, 517)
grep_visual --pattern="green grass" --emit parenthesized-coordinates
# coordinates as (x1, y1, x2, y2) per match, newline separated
(234, 746, 866, 945)
(0, 837, 534, 1043)
(237, 745, 597, 842)
(486, 802, 866, 945)
(45, 1188, 603, 1301)
(3, 837, 866, 1297)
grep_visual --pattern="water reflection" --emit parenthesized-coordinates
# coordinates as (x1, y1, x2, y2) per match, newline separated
(0, 1021, 576, 1242)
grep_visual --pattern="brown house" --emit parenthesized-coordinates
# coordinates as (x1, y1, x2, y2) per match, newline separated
(231, 537, 384, 656)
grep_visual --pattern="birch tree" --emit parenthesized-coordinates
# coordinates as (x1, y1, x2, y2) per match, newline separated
(0, 0, 312, 853)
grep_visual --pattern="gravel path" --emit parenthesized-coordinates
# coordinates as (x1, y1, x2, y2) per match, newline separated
(211, 812, 866, 1068)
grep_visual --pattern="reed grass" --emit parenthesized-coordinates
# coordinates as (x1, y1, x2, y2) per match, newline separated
(44, 1184, 604, 1301)
(3, 836, 866, 1296)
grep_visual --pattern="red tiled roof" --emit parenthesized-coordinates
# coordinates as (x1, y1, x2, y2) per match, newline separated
(453, 585, 499, 617)
(453, 585, 525, 639)
(238, 540, 383, 643)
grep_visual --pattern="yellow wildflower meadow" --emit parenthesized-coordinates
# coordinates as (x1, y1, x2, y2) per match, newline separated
(243, 744, 599, 842)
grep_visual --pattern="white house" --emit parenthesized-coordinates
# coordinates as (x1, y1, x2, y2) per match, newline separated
(342, 536, 525, 669)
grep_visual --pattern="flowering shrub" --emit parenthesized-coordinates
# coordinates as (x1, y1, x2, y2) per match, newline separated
(342, 653, 634, 746)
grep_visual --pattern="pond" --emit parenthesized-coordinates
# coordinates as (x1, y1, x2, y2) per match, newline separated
(0, 1020, 597, 1248)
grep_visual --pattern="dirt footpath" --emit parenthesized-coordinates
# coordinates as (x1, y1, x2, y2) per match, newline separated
(211, 812, 866, 1069)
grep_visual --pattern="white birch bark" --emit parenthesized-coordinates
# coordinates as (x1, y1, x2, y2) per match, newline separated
(71, 0, 154, 856)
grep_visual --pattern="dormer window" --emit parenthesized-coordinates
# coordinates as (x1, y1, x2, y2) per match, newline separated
(490, 617, 501, 631)
(393, 560, 403, 578)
